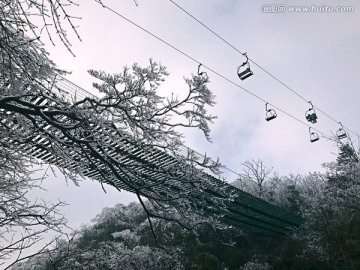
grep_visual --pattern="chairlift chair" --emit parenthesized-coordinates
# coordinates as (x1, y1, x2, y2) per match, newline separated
(306, 111, 317, 124)
(197, 63, 208, 80)
(305, 101, 318, 124)
(237, 53, 253, 80)
(265, 103, 277, 121)
(309, 127, 319, 143)
(336, 122, 347, 139)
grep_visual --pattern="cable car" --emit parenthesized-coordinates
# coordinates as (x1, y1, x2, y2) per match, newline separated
(265, 103, 277, 121)
(336, 122, 347, 139)
(309, 127, 319, 143)
(237, 53, 253, 80)
(197, 63, 208, 80)
(305, 101, 318, 124)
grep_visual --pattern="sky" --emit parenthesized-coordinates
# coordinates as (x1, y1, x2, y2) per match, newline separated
(18, 0, 360, 254)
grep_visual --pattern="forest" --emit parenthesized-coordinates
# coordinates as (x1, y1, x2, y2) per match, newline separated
(10, 148, 360, 270)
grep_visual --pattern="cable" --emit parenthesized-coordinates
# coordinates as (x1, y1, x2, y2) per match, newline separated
(95, 0, 198, 64)
(86, 0, 352, 191)
(95, 1, 331, 139)
(169, 0, 244, 56)
(169, 0, 358, 138)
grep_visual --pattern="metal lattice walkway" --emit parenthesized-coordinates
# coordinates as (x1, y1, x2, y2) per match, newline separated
(0, 75, 303, 235)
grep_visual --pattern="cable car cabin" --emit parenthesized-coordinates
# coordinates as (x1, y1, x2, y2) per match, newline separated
(309, 129, 320, 143)
(197, 64, 208, 81)
(310, 133, 319, 143)
(336, 123, 347, 139)
(199, 72, 208, 81)
(305, 110, 318, 124)
(337, 129, 347, 139)
(237, 65, 253, 80)
(237, 52, 253, 80)
(265, 103, 277, 121)
(305, 101, 318, 124)
(266, 110, 277, 121)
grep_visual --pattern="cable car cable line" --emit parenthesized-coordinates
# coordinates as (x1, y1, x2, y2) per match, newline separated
(94, 1, 331, 142)
(168, 0, 358, 138)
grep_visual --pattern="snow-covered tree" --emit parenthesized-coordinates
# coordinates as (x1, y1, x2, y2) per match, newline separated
(0, 149, 69, 269)
(291, 151, 360, 269)
(1, 1, 79, 267)
(1, 0, 233, 263)
(13, 201, 250, 270)
(12, 202, 185, 270)
(232, 159, 273, 199)
(239, 260, 271, 270)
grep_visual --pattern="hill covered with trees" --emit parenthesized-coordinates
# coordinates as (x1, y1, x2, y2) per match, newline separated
(13, 148, 360, 269)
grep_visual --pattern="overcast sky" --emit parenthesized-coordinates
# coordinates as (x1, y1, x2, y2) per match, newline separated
(27, 0, 360, 233)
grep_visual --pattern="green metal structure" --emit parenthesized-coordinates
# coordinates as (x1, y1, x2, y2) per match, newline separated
(0, 76, 303, 235)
